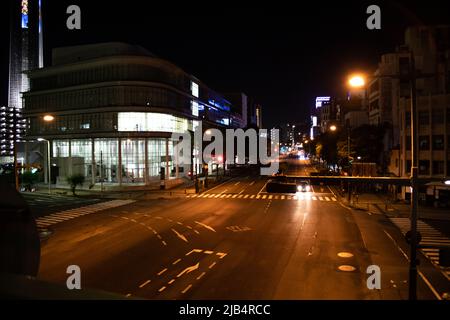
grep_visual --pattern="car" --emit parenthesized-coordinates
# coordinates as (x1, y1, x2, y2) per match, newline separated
(297, 180, 311, 192)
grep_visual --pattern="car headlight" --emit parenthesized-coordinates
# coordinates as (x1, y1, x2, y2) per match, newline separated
(306, 186, 310, 191)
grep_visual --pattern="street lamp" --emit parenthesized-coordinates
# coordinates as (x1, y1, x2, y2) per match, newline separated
(43, 114, 55, 122)
(37, 138, 51, 194)
(348, 74, 366, 88)
(329, 125, 337, 132)
(345, 53, 419, 300)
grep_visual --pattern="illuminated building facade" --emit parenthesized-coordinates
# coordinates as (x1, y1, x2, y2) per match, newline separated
(2, 0, 43, 160)
(23, 43, 244, 187)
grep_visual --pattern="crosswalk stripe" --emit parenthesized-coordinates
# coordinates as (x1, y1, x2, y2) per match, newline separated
(281, 195, 285, 200)
(250, 195, 255, 199)
(232, 195, 238, 198)
(319, 197, 324, 201)
(332, 197, 337, 201)
(268, 195, 273, 200)
(244, 195, 249, 199)
(256, 195, 261, 199)
(262, 195, 267, 199)
(312, 196, 317, 200)
(238, 195, 243, 199)
(292, 196, 297, 200)
(325, 197, 330, 201)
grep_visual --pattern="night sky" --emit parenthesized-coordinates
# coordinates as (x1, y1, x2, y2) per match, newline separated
(2, 0, 450, 128)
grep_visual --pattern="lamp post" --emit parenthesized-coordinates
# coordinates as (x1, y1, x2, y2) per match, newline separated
(37, 138, 51, 194)
(348, 58, 419, 299)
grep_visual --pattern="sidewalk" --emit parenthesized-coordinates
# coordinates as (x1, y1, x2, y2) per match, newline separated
(331, 186, 450, 221)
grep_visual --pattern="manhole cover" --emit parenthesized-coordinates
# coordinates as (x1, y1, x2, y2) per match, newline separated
(338, 265, 356, 272)
(337, 252, 354, 258)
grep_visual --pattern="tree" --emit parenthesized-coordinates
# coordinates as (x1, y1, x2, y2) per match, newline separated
(66, 174, 85, 196)
(20, 171, 38, 191)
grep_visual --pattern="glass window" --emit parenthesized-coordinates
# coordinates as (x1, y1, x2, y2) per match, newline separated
(71, 139, 93, 178)
(53, 140, 69, 157)
(432, 109, 444, 124)
(419, 160, 430, 175)
(432, 135, 444, 150)
(419, 136, 429, 150)
(418, 111, 429, 125)
(117, 112, 191, 133)
(432, 161, 444, 175)
(121, 139, 146, 183)
(94, 139, 119, 183)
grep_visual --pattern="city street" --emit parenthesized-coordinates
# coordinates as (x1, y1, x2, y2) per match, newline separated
(35, 160, 450, 299)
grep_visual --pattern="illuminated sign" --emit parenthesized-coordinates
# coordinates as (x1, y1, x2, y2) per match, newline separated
(315, 96, 331, 108)
(312, 116, 317, 127)
(21, 0, 28, 28)
(191, 82, 199, 116)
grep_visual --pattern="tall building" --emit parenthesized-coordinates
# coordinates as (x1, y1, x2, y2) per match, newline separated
(2, 0, 43, 160)
(387, 26, 450, 202)
(23, 42, 245, 187)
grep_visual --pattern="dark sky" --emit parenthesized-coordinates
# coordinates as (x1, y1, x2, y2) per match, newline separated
(2, 0, 450, 128)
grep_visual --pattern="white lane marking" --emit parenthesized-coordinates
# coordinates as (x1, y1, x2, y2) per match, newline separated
(196, 272, 206, 280)
(139, 280, 151, 288)
(171, 228, 188, 242)
(418, 270, 442, 300)
(158, 268, 168, 276)
(234, 182, 240, 186)
(181, 284, 192, 294)
(194, 221, 216, 232)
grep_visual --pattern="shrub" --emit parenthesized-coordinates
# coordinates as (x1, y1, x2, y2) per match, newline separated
(66, 174, 85, 196)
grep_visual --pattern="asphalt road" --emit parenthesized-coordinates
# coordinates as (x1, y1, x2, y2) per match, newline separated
(36, 161, 450, 299)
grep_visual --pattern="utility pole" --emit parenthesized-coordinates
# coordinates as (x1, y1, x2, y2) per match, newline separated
(409, 52, 419, 300)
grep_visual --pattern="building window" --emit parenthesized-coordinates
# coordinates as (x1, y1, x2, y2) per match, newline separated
(419, 136, 429, 150)
(432, 135, 444, 150)
(117, 112, 191, 133)
(432, 161, 445, 175)
(406, 160, 412, 173)
(405, 136, 411, 150)
(418, 111, 429, 125)
(418, 160, 430, 175)
(405, 111, 411, 128)
(432, 109, 444, 125)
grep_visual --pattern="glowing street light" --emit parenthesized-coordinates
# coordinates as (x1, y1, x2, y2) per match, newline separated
(43, 114, 55, 122)
(329, 125, 337, 132)
(348, 75, 366, 88)
(445, 180, 450, 186)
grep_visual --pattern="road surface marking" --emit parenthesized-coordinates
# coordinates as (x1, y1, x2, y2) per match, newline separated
(262, 195, 267, 199)
(139, 280, 151, 288)
(193, 230, 200, 234)
(158, 286, 166, 292)
(312, 196, 317, 200)
(195, 221, 216, 232)
(121, 217, 129, 220)
(237, 194, 243, 198)
(281, 195, 285, 200)
(171, 228, 188, 242)
(338, 265, 356, 272)
(186, 226, 193, 229)
(196, 272, 206, 280)
(162, 241, 167, 246)
(158, 268, 168, 276)
(293, 196, 298, 200)
(168, 279, 175, 285)
(232, 194, 238, 198)
(155, 216, 163, 220)
(125, 293, 132, 297)
(325, 197, 330, 201)
(177, 263, 199, 278)
(186, 249, 203, 256)
(268, 195, 273, 199)
(214, 194, 221, 198)
(173, 258, 182, 265)
(234, 181, 240, 186)
(130, 219, 137, 222)
(244, 195, 249, 199)
(204, 250, 214, 254)
(319, 196, 324, 201)
(418, 270, 442, 300)
(216, 252, 227, 259)
(177, 221, 183, 225)
(209, 262, 217, 269)
(250, 195, 255, 199)
(238, 189, 244, 194)
(226, 194, 232, 198)
(256, 195, 261, 199)
(181, 284, 192, 294)
(249, 181, 255, 186)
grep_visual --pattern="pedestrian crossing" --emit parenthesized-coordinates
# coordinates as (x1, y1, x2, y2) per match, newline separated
(35, 199, 136, 229)
(389, 217, 450, 279)
(186, 193, 337, 202)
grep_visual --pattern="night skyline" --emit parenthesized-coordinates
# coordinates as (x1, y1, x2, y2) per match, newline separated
(2, 1, 450, 128)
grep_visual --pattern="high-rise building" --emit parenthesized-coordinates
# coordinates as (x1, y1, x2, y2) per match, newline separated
(1, 0, 43, 160)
